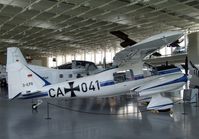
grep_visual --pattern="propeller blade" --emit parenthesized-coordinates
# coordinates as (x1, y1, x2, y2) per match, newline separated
(180, 56, 188, 75)
(110, 30, 137, 48)
(168, 38, 183, 47)
(185, 56, 188, 75)
(190, 61, 198, 70)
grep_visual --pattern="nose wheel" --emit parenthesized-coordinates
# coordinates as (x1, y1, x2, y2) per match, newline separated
(32, 99, 43, 111)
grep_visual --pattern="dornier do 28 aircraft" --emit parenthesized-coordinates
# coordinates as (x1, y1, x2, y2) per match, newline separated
(7, 47, 99, 84)
(7, 31, 187, 111)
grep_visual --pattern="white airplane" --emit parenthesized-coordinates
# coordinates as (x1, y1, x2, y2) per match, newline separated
(7, 47, 99, 84)
(7, 31, 187, 111)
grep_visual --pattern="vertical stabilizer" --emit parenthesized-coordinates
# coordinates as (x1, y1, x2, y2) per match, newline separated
(7, 47, 27, 66)
(7, 61, 50, 99)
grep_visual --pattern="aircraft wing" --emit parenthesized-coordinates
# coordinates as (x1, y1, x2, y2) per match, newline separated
(113, 31, 184, 66)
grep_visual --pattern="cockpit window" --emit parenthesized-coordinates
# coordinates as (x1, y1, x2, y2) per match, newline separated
(113, 69, 134, 83)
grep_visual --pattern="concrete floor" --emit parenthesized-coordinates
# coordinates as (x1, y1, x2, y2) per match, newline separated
(0, 87, 199, 139)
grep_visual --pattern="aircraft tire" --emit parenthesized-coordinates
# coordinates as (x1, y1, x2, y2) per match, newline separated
(32, 104, 38, 110)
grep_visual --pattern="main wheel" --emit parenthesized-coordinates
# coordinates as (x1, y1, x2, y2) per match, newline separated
(158, 108, 171, 112)
(32, 104, 38, 110)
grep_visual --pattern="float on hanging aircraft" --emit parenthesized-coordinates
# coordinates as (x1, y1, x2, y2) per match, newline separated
(6, 31, 187, 111)
(7, 47, 99, 84)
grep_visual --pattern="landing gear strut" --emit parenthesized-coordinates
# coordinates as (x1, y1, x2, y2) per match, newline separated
(32, 99, 43, 111)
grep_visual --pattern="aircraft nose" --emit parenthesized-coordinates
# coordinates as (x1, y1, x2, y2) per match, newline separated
(181, 73, 189, 82)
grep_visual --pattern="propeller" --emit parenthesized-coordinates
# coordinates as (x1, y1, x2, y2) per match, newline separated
(185, 56, 188, 75)
(110, 30, 137, 48)
(181, 56, 189, 75)
(168, 38, 184, 47)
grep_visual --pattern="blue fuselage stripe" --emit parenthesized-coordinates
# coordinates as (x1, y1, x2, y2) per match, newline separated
(99, 68, 184, 88)
(134, 75, 144, 80)
(100, 80, 115, 87)
(158, 68, 181, 75)
(144, 75, 187, 91)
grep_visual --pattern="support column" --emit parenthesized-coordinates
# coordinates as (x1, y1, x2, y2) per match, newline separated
(74, 53, 76, 60)
(94, 50, 96, 63)
(188, 32, 199, 64)
(84, 50, 86, 61)
(103, 48, 106, 68)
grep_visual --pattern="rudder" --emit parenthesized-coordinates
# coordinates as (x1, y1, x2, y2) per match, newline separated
(7, 47, 27, 66)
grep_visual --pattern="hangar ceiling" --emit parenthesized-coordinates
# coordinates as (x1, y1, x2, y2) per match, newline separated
(0, 0, 199, 55)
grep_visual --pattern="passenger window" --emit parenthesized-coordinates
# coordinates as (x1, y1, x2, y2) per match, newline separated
(59, 74, 63, 78)
(69, 74, 73, 78)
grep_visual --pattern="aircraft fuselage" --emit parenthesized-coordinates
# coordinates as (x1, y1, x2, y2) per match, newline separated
(19, 67, 187, 100)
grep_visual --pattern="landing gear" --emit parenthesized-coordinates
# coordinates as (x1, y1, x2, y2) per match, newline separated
(158, 108, 172, 112)
(32, 99, 43, 111)
(32, 104, 38, 110)
(169, 109, 174, 116)
(150, 109, 159, 113)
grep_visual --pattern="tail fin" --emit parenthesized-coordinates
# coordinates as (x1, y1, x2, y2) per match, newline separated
(7, 47, 27, 66)
(7, 61, 50, 99)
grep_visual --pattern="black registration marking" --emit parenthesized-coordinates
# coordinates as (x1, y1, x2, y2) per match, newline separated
(48, 80, 100, 98)
(22, 82, 33, 87)
(49, 88, 56, 97)
(81, 80, 100, 93)
(81, 83, 87, 92)
(96, 80, 100, 90)
(64, 82, 80, 97)
(89, 81, 95, 91)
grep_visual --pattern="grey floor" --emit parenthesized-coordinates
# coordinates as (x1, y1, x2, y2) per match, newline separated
(0, 87, 199, 139)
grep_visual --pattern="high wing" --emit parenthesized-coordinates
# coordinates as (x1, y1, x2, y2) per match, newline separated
(113, 31, 184, 66)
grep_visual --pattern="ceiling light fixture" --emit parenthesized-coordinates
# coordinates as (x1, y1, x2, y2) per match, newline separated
(0, 39, 20, 44)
